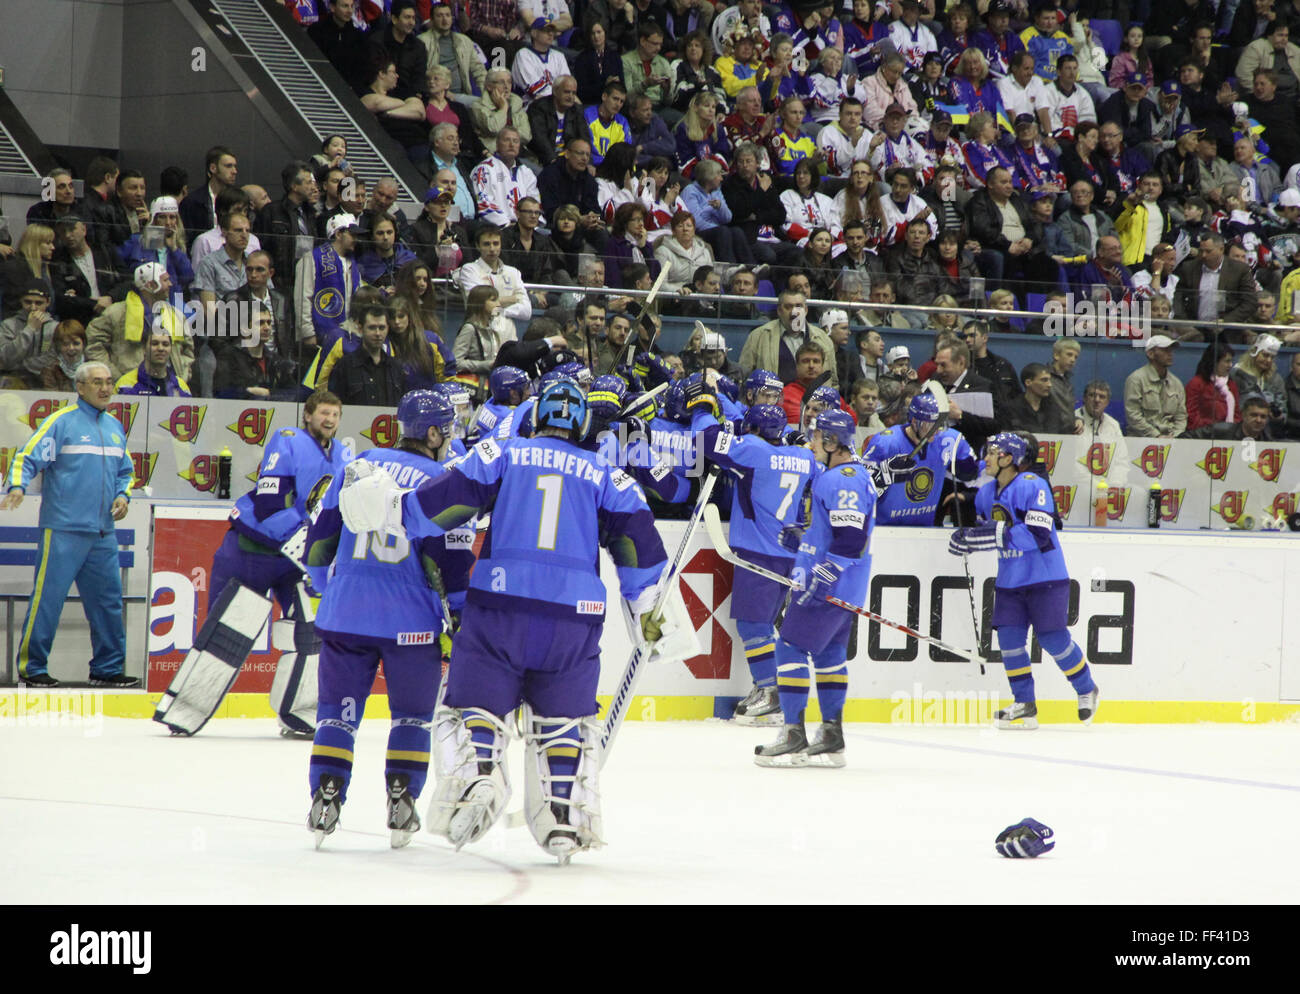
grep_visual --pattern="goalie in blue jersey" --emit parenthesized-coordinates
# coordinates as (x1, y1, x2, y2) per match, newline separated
(301, 390, 472, 849)
(948, 431, 1099, 730)
(337, 377, 669, 863)
(863, 392, 979, 526)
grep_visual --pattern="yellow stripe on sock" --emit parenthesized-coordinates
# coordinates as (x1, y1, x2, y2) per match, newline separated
(1063, 659, 1087, 677)
(777, 677, 810, 688)
(312, 745, 354, 762)
(816, 674, 850, 684)
(465, 718, 496, 730)
(1004, 666, 1033, 678)
(17, 529, 54, 678)
(385, 749, 429, 763)
(546, 746, 581, 759)
(745, 644, 775, 657)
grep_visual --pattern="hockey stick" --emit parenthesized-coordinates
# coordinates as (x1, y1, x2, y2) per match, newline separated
(959, 553, 987, 675)
(613, 263, 671, 371)
(615, 379, 669, 419)
(702, 504, 983, 665)
(599, 467, 720, 767)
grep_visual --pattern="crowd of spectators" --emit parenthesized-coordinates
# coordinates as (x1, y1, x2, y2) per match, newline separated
(2, 0, 1300, 442)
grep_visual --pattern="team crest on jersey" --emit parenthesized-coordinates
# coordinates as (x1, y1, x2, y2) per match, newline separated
(1268, 492, 1298, 518)
(106, 401, 138, 435)
(1036, 439, 1061, 476)
(1052, 484, 1076, 517)
(228, 408, 274, 447)
(179, 454, 220, 492)
(1158, 488, 1186, 523)
(991, 504, 1011, 523)
(1196, 446, 1232, 480)
(840, 466, 856, 477)
(1106, 486, 1130, 520)
(305, 474, 334, 513)
(27, 397, 69, 429)
(1248, 448, 1285, 482)
(1079, 442, 1113, 477)
(1211, 490, 1250, 525)
(131, 451, 158, 488)
(905, 467, 934, 502)
(161, 405, 208, 443)
(313, 288, 344, 320)
(362, 414, 399, 448)
(1135, 444, 1171, 479)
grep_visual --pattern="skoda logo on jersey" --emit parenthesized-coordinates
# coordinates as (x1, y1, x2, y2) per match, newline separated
(1036, 439, 1061, 476)
(1106, 486, 1131, 521)
(313, 287, 344, 320)
(1158, 488, 1187, 523)
(161, 404, 208, 443)
(1052, 484, 1076, 518)
(362, 414, 399, 448)
(1269, 491, 1298, 518)
(904, 466, 934, 502)
(1197, 446, 1233, 481)
(179, 454, 220, 492)
(1248, 448, 1286, 483)
(107, 400, 138, 435)
(132, 451, 158, 488)
(1135, 444, 1171, 479)
(228, 408, 274, 447)
(1212, 490, 1250, 525)
(27, 397, 69, 430)
(1080, 442, 1113, 478)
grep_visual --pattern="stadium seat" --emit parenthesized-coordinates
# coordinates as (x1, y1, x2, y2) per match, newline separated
(756, 279, 776, 314)
(1027, 293, 1047, 314)
(1091, 19, 1123, 58)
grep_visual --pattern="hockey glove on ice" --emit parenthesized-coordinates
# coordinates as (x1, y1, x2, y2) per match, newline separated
(995, 818, 1055, 858)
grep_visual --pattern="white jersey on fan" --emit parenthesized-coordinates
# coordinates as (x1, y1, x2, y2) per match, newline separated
(816, 124, 875, 178)
(512, 47, 570, 107)
(869, 132, 937, 184)
(807, 73, 869, 124)
(780, 189, 844, 246)
(888, 19, 938, 71)
(471, 154, 540, 228)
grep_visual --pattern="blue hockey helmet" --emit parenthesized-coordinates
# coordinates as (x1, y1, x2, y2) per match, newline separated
(535, 377, 591, 440)
(556, 360, 593, 390)
(909, 391, 942, 424)
(986, 431, 1030, 466)
(489, 365, 531, 404)
(716, 373, 739, 403)
(808, 384, 842, 410)
(587, 374, 629, 422)
(743, 369, 783, 404)
(814, 409, 858, 450)
(397, 389, 455, 440)
(663, 379, 689, 423)
(743, 403, 788, 442)
(433, 381, 471, 410)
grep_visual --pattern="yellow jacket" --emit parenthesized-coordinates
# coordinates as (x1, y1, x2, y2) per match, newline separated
(1115, 199, 1155, 268)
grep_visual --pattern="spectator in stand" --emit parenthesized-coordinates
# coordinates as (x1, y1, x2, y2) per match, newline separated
(738, 288, 831, 382)
(998, 52, 1054, 136)
(117, 197, 194, 299)
(0, 281, 58, 386)
(430, 124, 478, 221)
(472, 126, 539, 228)
(975, 0, 1025, 78)
(395, 260, 456, 373)
(816, 97, 870, 179)
(79, 156, 118, 239)
(1156, 124, 1204, 202)
(951, 48, 1006, 125)
(931, 230, 982, 303)
(624, 92, 675, 168)
(363, 59, 431, 171)
(653, 209, 715, 290)
(1080, 234, 1135, 302)
(409, 185, 467, 275)
(623, 23, 674, 120)
(781, 341, 833, 423)
(415, 5, 487, 107)
(501, 196, 563, 303)
(459, 225, 532, 339)
(368, 0, 428, 101)
(717, 23, 765, 101)
(297, 213, 362, 357)
(765, 95, 818, 179)
(89, 169, 149, 258)
(26, 168, 80, 226)
(1107, 24, 1153, 91)
(800, 228, 841, 300)
(1124, 334, 1188, 437)
(966, 166, 1056, 301)
(1247, 70, 1300, 173)
(258, 161, 317, 288)
(758, 33, 811, 111)
(862, 53, 916, 130)
(528, 75, 586, 166)
(1046, 339, 1083, 429)
(961, 319, 1021, 406)
(720, 266, 761, 319)
(86, 262, 193, 382)
(50, 215, 126, 326)
(193, 211, 252, 318)
(679, 160, 753, 265)
(582, 80, 634, 166)
(357, 213, 418, 290)
(39, 319, 87, 392)
(538, 138, 605, 232)
(1101, 73, 1160, 164)
(674, 91, 731, 177)
(932, 340, 1001, 452)
(606, 202, 661, 288)
(191, 188, 265, 270)
(1045, 54, 1095, 140)
(179, 146, 238, 245)
(962, 111, 1016, 190)
(424, 66, 464, 142)
(851, 378, 886, 437)
(1182, 393, 1277, 439)
(1116, 172, 1173, 270)
(1009, 114, 1065, 194)
(1230, 333, 1289, 432)
(718, 143, 802, 276)
(1238, 21, 1300, 105)
(1283, 351, 1300, 439)
(1185, 340, 1240, 430)
(572, 20, 625, 107)
(115, 328, 192, 397)
(780, 158, 842, 252)
(512, 17, 570, 109)
(1056, 179, 1117, 262)
(213, 304, 298, 400)
(1132, 242, 1180, 303)
(1060, 123, 1115, 208)
(386, 295, 445, 391)
(669, 28, 725, 112)
(308, 0, 367, 90)
(1, 224, 56, 318)
(850, 327, 886, 384)
(329, 301, 405, 406)
(722, 86, 774, 170)
(888, 218, 945, 321)
(1006, 361, 1078, 434)
(1076, 379, 1125, 444)
(224, 249, 297, 365)
(455, 284, 513, 390)
(550, 205, 592, 282)
(1229, 134, 1280, 206)
(1174, 232, 1259, 340)
(470, 69, 531, 148)
(869, 104, 937, 186)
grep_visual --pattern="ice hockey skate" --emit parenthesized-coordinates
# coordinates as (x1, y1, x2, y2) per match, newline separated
(1078, 686, 1100, 724)
(805, 719, 846, 768)
(385, 774, 420, 849)
(308, 774, 343, 849)
(754, 723, 809, 767)
(993, 701, 1039, 730)
(733, 686, 782, 726)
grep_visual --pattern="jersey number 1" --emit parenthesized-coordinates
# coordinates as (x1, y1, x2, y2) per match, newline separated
(536, 474, 563, 550)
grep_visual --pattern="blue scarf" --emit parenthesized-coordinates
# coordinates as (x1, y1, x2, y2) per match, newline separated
(309, 243, 359, 351)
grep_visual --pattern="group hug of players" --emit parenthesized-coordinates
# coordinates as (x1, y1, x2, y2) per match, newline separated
(151, 335, 1098, 865)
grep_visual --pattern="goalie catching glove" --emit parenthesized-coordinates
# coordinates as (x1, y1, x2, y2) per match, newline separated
(948, 522, 1004, 556)
(338, 460, 405, 537)
(994, 818, 1055, 858)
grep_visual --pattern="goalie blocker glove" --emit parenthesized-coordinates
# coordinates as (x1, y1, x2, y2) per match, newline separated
(994, 818, 1055, 858)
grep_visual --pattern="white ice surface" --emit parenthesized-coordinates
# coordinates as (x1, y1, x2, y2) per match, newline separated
(3, 716, 1300, 904)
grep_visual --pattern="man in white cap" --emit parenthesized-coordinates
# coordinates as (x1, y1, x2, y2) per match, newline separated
(85, 261, 194, 381)
(296, 212, 361, 356)
(116, 197, 193, 303)
(883, 344, 915, 385)
(1123, 334, 1187, 437)
(697, 328, 743, 382)
(1229, 333, 1289, 433)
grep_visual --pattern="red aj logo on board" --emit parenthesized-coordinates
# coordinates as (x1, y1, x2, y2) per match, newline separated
(161, 404, 208, 443)
(27, 397, 69, 429)
(1036, 439, 1062, 476)
(1212, 490, 1250, 525)
(1248, 448, 1285, 483)
(228, 408, 274, 447)
(362, 414, 399, 448)
(1079, 442, 1113, 477)
(106, 400, 138, 435)
(1268, 492, 1297, 518)
(179, 455, 221, 492)
(131, 451, 158, 489)
(1158, 488, 1187, 523)
(1135, 444, 1170, 479)
(677, 548, 734, 680)
(1196, 446, 1232, 481)
(1052, 484, 1077, 517)
(1106, 486, 1131, 520)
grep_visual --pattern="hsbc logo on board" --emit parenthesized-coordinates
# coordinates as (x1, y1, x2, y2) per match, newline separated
(677, 549, 734, 680)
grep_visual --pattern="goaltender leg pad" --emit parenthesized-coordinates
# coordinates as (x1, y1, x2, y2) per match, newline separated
(426, 706, 512, 849)
(154, 581, 272, 736)
(270, 582, 321, 735)
(521, 705, 604, 863)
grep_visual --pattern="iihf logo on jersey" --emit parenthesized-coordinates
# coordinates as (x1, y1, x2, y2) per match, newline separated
(1052, 484, 1077, 517)
(132, 451, 158, 489)
(1247, 448, 1286, 482)
(1212, 490, 1250, 525)
(161, 404, 208, 443)
(27, 396, 70, 429)
(362, 414, 399, 448)
(1135, 444, 1171, 478)
(179, 454, 221, 492)
(1036, 439, 1061, 476)
(1079, 442, 1113, 477)
(227, 408, 274, 447)
(1196, 446, 1233, 480)
(106, 400, 138, 435)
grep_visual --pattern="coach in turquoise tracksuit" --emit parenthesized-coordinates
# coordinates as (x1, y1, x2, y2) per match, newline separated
(2, 360, 137, 687)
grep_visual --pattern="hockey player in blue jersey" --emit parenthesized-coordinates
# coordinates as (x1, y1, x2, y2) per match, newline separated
(949, 431, 1099, 729)
(757, 409, 879, 768)
(337, 378, 669, 863)
(864, 393, 980, 526)
(741, 369, 784, 410)
(586, 374, 691, 504)
(154, 389, 352, 737)
(685, 374, 820, 725)
(302, 390, 469, 849)
(470, 365, 530, 441)
(433, 382, 473, 457)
